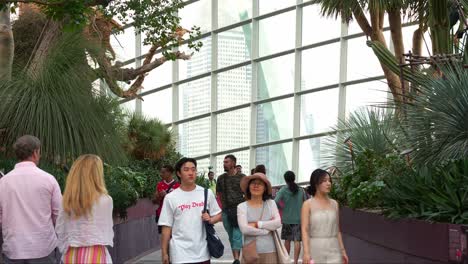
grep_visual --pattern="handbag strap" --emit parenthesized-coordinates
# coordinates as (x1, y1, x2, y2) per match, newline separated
(203, 188, 208, 213)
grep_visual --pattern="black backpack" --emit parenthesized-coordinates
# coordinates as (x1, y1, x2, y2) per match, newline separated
(203, 188, 224, 258)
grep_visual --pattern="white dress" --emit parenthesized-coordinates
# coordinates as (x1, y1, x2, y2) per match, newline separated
(308, 198, 342, 264)
(55, 194, 114, 262)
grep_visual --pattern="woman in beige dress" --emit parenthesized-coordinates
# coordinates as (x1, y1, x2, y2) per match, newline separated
(301, 169, 349, 264)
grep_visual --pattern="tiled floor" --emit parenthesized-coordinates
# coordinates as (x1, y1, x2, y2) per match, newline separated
(128, 223, 303, 264)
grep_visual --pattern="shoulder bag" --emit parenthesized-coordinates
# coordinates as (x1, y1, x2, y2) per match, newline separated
(203, 188, 224, 258)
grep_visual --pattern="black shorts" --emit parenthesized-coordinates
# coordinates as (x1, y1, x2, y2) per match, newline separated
(281, 223, 302, 241)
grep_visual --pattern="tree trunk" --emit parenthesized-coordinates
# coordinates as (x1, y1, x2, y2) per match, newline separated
(0, 7, 13, 81)
(27, 19, 63, 77)
(388, 8, 408, 102)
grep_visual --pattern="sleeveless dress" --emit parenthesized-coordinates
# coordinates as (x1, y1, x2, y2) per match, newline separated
(308, 198, 342, 264)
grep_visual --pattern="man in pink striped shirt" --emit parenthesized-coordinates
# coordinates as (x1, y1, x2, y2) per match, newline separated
(0, 135, 62, 263)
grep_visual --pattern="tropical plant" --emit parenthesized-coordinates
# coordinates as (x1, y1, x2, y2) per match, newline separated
(104, 164, 147, 219)
(0, 33, 126, 164)
(310, 0, 468, 104)
(126, 113, 174, 161)
(400, 65, 468, 165)
(383, 159, 468, 224)
(0, 0, 201, 99)
(321, 107, 404, 170)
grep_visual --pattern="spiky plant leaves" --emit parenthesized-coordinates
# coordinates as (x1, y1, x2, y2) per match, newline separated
(402, 65, 468, 165)
(0, 33, 126, 164)
(321, 107, 405, 171)
(126, 113, 173, 161)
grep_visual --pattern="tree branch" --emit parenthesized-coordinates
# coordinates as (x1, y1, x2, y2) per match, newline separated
(352, 5, 372, 36)
(95, 51, 191, 99)
(1, 0, 112, 7)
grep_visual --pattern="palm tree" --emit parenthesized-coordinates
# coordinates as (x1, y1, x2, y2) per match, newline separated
(310, 0, 466, 104)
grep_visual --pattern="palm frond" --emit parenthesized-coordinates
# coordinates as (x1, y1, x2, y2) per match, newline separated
(0, 33, 126, 163)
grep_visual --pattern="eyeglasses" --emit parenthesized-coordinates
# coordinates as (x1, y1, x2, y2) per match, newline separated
(250, 180, 265, 187)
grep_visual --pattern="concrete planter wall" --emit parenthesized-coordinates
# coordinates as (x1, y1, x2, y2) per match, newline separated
(340, 206, 466, 264)
(109, 198, 159, 264)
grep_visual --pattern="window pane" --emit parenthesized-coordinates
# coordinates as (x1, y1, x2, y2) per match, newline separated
(345, 80, 390, 116)
(143, 61, 172, 90)
(141, 89, 172, 124)
(179, 77, 211, 120)
(259, 0, 295, 15)
(177, 117, 211, 157)
(217, 107, 250, 152)
(179, 37, 212, 80)
(255, 143, 292, 185)
(196, 158, 211, 176)
(218, 0, 252, 28)
(215, 150, 250, 176)
(259, 11, 295, 57)
(347, 36, 386, 81)
(300, 88, 339, 136)
(111, 27, 135, 61)
(217, 65, 252, 110)
(120, 100, 135, 113)
(256, 98, 294, 144)
(301, 43, 340, 90)
(218, 25, 252, 69)
(180, 0, 211, 33)
(302, 5, 341, 45)
(298, 137, 329, 182)
(258, 54, 294, 100)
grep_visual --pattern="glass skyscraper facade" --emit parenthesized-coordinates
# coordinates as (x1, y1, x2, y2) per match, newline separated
(114, 0, 424, 185)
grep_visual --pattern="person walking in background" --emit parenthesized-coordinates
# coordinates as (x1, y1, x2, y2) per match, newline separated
(274, 171, 306, 264)
(216, 155, 245, 264)
(301, 169, 348, 264)
(253, 164, 266, 174)
(235, 165, 243, 175)
(159, 157, 222, 264)
(55, 154, 114, 263)
(0, 135, 62, 264)
(207, 171, 217, 195)
(153, 165, 180, 234)
(238, 173, 282, 263)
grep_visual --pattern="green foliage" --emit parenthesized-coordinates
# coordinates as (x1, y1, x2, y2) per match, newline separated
(347, 180, 386, 209)
(383, 159, 468, 224)
(401, 66, 468, 165)
(106, 0, 202, 57)
(0, 33, 126, 164)
(126, 114, 173, 161)
(195, 171, 209, 189)
(322, 108, 404, 171)
(104, 164, 146, 219)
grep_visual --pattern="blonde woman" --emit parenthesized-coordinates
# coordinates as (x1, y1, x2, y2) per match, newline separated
(56, 154, 114, 263)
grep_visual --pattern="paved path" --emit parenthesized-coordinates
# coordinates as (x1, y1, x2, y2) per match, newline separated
(128, 223, 302, 264)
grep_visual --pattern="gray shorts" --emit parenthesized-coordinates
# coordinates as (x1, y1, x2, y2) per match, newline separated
(281, 223, 302, 241)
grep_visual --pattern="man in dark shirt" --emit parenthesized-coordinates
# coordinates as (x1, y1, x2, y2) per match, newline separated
(216, 154, 245, 264)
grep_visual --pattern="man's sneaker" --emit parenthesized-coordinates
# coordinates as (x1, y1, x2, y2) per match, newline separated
(232, 259, 240, 264)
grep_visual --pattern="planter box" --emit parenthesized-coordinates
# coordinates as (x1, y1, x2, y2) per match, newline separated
(109, 198, 160, 264)
(340, 206, 466, 264)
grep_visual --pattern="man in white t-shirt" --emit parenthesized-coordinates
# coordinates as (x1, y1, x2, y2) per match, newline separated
(159, 157, 222, 264)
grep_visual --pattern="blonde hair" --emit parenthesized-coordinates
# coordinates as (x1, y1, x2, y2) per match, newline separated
(63, 154, 108, 218)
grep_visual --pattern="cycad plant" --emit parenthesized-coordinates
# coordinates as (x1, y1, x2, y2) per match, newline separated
(0, 33, 126, 164)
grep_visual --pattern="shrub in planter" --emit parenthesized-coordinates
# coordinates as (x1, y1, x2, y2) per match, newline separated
(347, 180, 386, 209)
(383, 159, 468, 224)
(104, 165, 147, 219)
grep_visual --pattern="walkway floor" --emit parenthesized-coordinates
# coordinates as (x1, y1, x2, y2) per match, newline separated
(128, 223, 302, 264)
